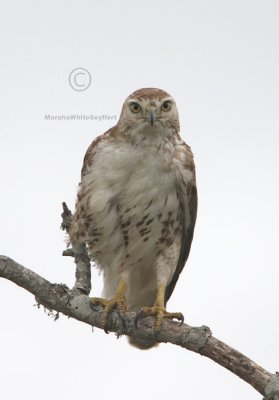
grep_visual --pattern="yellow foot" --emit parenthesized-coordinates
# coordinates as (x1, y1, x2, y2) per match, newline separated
(135, 283, 184, 334)
(136, 306, 184, 333)
(90, 279, 127, 333)
(91, 295, 127, 333)
(90, 297, 110, 308)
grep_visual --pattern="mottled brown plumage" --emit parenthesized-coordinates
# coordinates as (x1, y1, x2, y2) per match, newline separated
(70, 88, 197, 348)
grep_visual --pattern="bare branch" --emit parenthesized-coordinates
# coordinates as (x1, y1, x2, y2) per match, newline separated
(61, 202, 91, 294)
(60, 201, 73, 231)
(0, 254, 276, 399)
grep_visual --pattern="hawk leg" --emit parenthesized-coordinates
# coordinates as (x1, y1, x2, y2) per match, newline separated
(136, 284, 184, 333)
(91, 279, 127, 333)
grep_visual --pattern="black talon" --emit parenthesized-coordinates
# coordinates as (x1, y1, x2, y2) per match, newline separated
(103, 310, 110, 334)
(178, 314, 184, 326)
(104, 322, 110, 334)
(117, 311, 126, 335)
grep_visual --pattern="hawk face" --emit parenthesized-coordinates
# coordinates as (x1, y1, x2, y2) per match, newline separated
(118, 88, 180, 139)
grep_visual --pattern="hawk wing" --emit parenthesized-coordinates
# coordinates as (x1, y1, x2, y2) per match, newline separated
(165, 144, 198, 302)
(80, 127, 114, 177)
(69, 127, 118, 244)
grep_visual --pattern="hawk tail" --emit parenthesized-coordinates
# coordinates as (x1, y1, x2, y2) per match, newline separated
(128, 336, 158, 350)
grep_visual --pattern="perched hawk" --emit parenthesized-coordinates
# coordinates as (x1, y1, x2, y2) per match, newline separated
(70, 88, 197, 349)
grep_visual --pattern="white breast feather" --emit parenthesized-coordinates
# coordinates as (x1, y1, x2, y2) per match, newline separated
(80, 132, 192, 310)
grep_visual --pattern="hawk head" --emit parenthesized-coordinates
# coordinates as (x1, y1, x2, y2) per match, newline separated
(118, 88, 180, 138)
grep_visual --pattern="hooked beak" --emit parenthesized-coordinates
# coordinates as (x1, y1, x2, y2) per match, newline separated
(146, 108, 157, 126)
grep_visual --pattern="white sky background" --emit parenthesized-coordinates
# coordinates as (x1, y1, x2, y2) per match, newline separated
(0, 1, 278, 399)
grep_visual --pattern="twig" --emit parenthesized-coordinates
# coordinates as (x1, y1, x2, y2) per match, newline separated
(61, 202, 91, 294)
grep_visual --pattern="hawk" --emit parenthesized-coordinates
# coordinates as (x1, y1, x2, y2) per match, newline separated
(70, 88, 197, 349)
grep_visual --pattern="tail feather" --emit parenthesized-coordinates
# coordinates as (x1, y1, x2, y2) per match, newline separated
(128, 336, 158, 350)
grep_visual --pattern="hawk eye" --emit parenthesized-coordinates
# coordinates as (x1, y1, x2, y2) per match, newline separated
(130, 102, 141, 113)
(161, 100, 172, 112)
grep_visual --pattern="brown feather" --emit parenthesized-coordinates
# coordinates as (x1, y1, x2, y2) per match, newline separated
(165, 144, 198, 302)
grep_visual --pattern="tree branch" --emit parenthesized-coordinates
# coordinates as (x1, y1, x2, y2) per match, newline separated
(61, 202, 91, 294)
(0, 254, 277, 399)
(0, 202, 278, 399)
